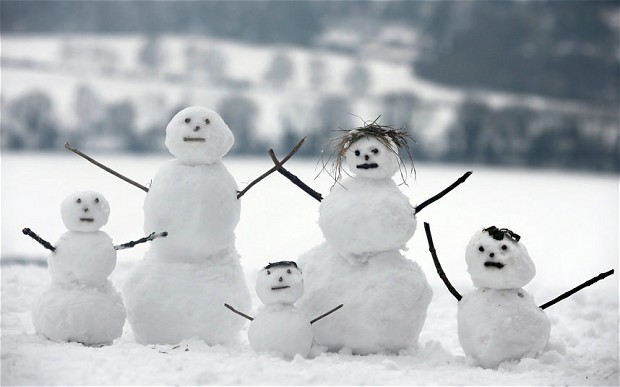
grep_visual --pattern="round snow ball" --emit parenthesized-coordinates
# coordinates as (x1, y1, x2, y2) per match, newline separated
(165, 106, 234, 165)
(256, 264, 304, 305)
(345, 136, 400, 179)
(60, 191, 110, 232)
(465, 228, 536, 289)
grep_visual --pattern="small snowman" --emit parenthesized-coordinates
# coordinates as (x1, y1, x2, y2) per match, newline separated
(225, 261, 342, 358)
(23, 191, 166, 345)
(267, 122, 470, 354)
(424, 222, 614, 368)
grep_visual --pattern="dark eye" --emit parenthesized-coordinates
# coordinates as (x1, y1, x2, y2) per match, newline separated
(266, 270, 271, 275)
(76, 198, 82, 204)
(205, 118, 211, 125)
(354, 150, 360, 156)
(184, 118, 191, 123)
(372, 148, 379, 154)
(287, 269, 291, 274)
(95, 198, 100, 203)
(501, 245, 507, 250)
(478, 246, 484, 252)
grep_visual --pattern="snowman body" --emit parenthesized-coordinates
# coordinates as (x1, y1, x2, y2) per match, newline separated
(298, 136, 432, 354)
(123, 106, 250, 345)
(32, 192, 126, 345)
(458, 227, 550, 368)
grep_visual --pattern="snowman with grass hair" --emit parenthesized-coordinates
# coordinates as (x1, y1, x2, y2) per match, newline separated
(225, 261, 343, 359)
(424, 222, 614, 368)
(267, 119, 471, 354)
(22, 191, 166, 345)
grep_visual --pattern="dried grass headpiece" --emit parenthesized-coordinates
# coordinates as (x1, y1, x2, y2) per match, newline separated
(320, 117, 416, 185)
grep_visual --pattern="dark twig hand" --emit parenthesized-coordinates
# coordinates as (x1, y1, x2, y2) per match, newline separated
(224, 303, 254, 321)
(268, 149, 324, 202)
(22, 228, 56, 252)
(424, 222, 462, 301)
(115, 231, 168, 250)
(539, 269, 615, 310)
(415, 171, 472, 214)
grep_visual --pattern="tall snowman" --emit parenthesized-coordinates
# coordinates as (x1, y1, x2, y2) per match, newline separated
(269, 123, 469, 354)
(122, 106, 251, 345)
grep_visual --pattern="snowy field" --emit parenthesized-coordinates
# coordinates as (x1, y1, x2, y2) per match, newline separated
(1, 152, 618, 385)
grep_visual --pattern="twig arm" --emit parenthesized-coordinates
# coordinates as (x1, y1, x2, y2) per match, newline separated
(64, 143, 149, 193)
(236, 137, 306, 199)
(268, 150, 323, 202)
(22, 228, 56, 252)
(224, 303, 254, 321)
(424, 222, 462, 301)
(310, 304, 343, 324)
(539, 269, 615, 310)
(415, 171, 472, 214)
(115, 232, 168, 251)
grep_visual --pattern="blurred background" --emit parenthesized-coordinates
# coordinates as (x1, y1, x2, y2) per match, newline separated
(1, 0, 619, 172)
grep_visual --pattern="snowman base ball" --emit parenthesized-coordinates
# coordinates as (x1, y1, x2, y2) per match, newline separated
(297, 243, 432, 355)
(122, 251, 251, 345)
(248, 304, 313, 358)
(32, 282, 126, 345)
(458, 288, 551, 368)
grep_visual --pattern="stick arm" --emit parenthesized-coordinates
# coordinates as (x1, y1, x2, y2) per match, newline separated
(310, 304, 343, 324)
(424, 222, 462, 301)
(268, 149, 324, 202)
(415, 171, 472, 215)
(224, 303, 254, 321)
(22, 228, 56, 253)
(114, 231, 168, 251)
(539, 269, 615, 310)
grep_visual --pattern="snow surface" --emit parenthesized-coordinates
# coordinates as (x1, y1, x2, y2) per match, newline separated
(1, 153, 618, 385)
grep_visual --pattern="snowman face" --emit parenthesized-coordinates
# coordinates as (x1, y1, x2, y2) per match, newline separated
(60, 191, 110, 232)
(345, 136, 399, 179)
(256, 264, 304, 305)
(165, 106, 234, 166)
(465, 229, 536, 289)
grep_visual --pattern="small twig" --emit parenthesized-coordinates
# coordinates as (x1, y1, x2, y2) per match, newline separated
(236, 137, 306, 199)
(269, 149, 323, 202)
(310, 304, 343, 324)
(539, 269, 615, 310)
(65, 142, 149, 193)
(22, 228, 56, 252)
(114, 231, 168, 251)
(415, 171, 472, 214)
(424, 222, 462, 301)
(224, 303, 254, 321)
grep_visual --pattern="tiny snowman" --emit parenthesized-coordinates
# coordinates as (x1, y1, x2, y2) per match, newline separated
(22, 191, 166, 345)
(225, 261, 342, 358)
(424, 223, 614, 368)
(267, 121, 470, 354)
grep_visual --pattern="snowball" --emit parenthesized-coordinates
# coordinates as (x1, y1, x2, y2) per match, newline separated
(122, 250, 251, 345)
(248, 304, 313, 359)
(60, 191, 110, 232)
(458, 288, 551, 368)
(344, 136, 399, 179)
(143, 159, 240, 263)
(318, 177, 416, 257)
(256, 264, 304, 305)
(465, 228, 535, 289)
(165, 106, 234, 166)
(32, 282, 126, 345)
(49, 231, 116, 287)
(297, 243, 432, 354)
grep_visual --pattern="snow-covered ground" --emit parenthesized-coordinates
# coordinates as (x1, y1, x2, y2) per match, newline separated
(1, 152, 618, 385)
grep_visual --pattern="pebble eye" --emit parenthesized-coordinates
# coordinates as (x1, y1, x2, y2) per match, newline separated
(478, 246, 484, 252)
(205, 118, 211, 125)
(95, 198, 100, 203)
(266, 270, 271, 275)
(287, 269, 291, 274)
(184, 118, 191, 123)
(501, 245, 508, 250)
(354, 150, 360, 156)
(76, 198, 82, 204)
(372, 148, 379, 154)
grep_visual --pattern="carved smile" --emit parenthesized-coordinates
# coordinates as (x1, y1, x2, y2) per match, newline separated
(183, 137, 206, 142)
(484, 261, 505, 269)
(80, 218, 94, 222)
(271, 286, 290, 291)
(357, 163, 379, 169)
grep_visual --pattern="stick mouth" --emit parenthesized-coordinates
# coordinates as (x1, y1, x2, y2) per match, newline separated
(484, 261, 505, 269)
(271, 286, 291, 291)
(183, 137, 206, 142)
(80, 218, 94, 223)
(356, 163, 379, 170)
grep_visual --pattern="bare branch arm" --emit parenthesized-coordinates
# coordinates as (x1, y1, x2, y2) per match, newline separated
(22, 228, 56, 252)
(539, 269, 614, 310)
(310, 304, 343, 324)
(115, 232, 168, 251)
(65, 143, 149, 193)
(268, 149, 323, 202)
(415, 171, 472, 214)
(424, 222, 462, 301)
(236, 137, 306, 200)
(224, 303, 254, 321)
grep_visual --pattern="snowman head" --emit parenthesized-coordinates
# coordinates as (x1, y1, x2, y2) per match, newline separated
(256, 261, 304, 305)
(165, 106, 234, 166)
(60, 191, 110, 232)
(465, 226, 535, 289)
